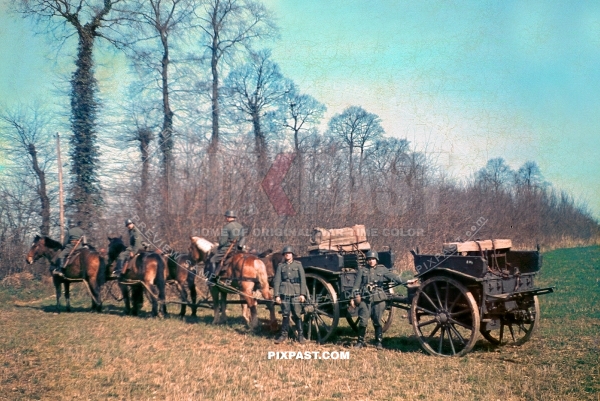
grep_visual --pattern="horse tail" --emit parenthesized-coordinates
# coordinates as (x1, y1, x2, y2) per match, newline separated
(255, 259, 272, 301)
(98, 254, 107, 286)
(154, 253, 167, 290)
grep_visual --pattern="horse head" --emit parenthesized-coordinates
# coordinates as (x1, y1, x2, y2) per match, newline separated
(26, 235, 62, 264)
(107, 236, 126, 263)
(189, 236, 215, 264)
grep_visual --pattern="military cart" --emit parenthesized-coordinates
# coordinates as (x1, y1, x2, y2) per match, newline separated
(296, 245, 399, 344)
(407, 239, 554, 357)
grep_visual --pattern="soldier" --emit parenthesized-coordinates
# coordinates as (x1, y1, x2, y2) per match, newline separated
(112, 218, 144, 276)
(207, 210, 245, 277)
(273, 246, 308, 344)
(350, 250, 405, 350)
(52, 219, 86, 277)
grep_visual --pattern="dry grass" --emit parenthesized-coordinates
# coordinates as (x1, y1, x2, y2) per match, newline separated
(1, 247, 599, 400)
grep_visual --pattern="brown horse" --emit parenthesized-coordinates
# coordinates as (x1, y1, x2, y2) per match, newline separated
(257, 249, 284, 280)
(189, 237, 277, 329)
(26, 235, 107, 313)
(163, 250, 198, 317)
(107, 237, 166, 317)
(213, 253, 276, 328)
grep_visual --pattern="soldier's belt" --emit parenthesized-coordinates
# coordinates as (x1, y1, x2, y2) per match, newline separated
(366, 283, 381, 293)
(284, 279, 300, 284)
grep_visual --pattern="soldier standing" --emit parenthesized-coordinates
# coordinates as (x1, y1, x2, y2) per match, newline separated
(350, 250, 405, 350)
(112, 218, 144, 276)
(207, 210, 244, 277)
(273, 246, 308, 344)
(52, 219, 86, 276)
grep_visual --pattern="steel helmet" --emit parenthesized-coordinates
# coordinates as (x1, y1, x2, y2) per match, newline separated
(281, 245, 294, 255)
(124, 219, 134, 227)
(224, 210, 236, 218)
(365, 250, 379, 261)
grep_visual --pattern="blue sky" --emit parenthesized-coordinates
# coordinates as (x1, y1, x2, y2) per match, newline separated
(1, 0, 599, 218)
(262, 0, 600, 218)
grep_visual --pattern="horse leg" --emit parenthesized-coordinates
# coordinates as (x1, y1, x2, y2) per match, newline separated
(133, 285, 144, 316)
(178, 280, 188, 317)
(268, 301, 278, 332)
(88, 277, 101, 312)
(210, 286, 220, 324)
(157, 281, 166, 318)
(120, 284, 132, 315)
(53, 276, 62, 314)
(189, 281, 198, 317)
(241, 302, 250, 326)
(144, 283, 159, 317)
(149, 287, 158, 317)
(241, 283, 258, 329)
(64, 282, 71, 312)
(95, 283, 103, 313)
(219, 292, 228, 324)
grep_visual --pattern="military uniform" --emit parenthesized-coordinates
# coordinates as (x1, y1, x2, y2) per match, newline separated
(52, 225, 85, 275)
(113, 224, 144, 276)
(274, 257, 308, 343)
(118, 225, 144, 262)
(352, 260, 404, 349)
(208, 220, 244, 276)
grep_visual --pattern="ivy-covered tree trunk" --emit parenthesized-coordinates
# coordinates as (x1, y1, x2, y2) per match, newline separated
(68, 28, 102, 227)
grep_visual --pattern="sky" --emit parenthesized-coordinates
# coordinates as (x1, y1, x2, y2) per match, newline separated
(1, 0, 599, 219)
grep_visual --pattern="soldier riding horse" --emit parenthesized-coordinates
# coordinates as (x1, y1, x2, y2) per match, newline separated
(26, 235, 108, 313)
(107, 236, 166, 317)
(189, 236, 277, 330)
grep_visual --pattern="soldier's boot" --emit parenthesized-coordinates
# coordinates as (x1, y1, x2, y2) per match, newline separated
(112, 260, 123, 277)
(52, 258, 64, 277)
(375, 326, 383, 350)
(274, 315, 290, 344)
(296, 317, 306, 344)
(353, 326, 367, 348)
(205, 262, 217, 285)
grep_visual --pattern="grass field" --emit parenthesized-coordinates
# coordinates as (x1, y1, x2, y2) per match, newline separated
(1, 247, 598, 400)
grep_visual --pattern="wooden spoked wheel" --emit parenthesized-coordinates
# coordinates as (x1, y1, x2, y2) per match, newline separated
(480, 295, 540, 346)
(411, 276, 480, 357)
(303, 273, 339, 344)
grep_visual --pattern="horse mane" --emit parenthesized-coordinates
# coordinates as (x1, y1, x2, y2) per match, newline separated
(44, 236, 64, 250)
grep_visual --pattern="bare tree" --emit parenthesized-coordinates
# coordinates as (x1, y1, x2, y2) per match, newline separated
(475, 157, 514, 193)
(115, 0, 198, 182)
(224, 49, 286, 175)
(281, 82, 326, 208)
(514, 161, 547, 191)
(14, 0, 123, 227)
(327, 106, 384, 207)
(195, 0, 277, 153)
(0, 105, 55, 236)
(282, 81, 326, 154)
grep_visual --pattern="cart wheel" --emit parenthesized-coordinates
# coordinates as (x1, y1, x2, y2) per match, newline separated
(303, 273, 339, 344)
(480, 295, 540, 346)
(346, 304, 395, 333)
(411, 276, 480, 357)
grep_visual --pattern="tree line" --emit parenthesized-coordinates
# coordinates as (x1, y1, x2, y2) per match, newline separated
(1, 0, 598, 278)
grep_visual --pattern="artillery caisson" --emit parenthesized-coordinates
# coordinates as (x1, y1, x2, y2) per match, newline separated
(406, 239, 554, 357)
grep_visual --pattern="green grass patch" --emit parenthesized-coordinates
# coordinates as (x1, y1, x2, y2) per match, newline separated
(0, 247, 598, 400)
